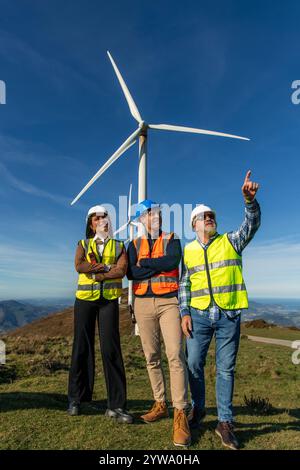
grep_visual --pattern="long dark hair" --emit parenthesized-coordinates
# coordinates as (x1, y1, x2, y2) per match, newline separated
(85, 214, 95, 239)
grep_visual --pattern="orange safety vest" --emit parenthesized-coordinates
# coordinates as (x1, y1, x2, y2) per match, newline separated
(133, 232, 179, 296)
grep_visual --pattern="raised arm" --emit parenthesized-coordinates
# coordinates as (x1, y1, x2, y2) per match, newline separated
(242, 170, 259, 203)
(228, 170, 261, 254)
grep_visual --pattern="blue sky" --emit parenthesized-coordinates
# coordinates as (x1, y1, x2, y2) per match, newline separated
(0, 0, 299, 300)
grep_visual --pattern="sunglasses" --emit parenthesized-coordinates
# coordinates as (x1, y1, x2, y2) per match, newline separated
(194, 212, 216, 222)
(146, 208, 161, 217)
(92, 213, 108, 219)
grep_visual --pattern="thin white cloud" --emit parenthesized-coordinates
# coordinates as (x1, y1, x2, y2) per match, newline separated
(0, 161, 69, 205)
(0, 133, 91, 174)
(0, 135, 45, 166)
(0, 240, 77, 299)
(0, 28, 101, 95)
(0, 161, 87, 209)
(243, 239, 300, 298)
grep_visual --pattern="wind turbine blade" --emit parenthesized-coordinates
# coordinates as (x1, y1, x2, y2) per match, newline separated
(113, 221, 129, 236)
(128, 183, 132, 219)
(71, 128, 140, 205)
(148, 124, 250, 141)
(107, 51, 142, 123)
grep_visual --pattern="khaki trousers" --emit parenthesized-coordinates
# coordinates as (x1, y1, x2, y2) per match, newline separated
(134, 296, 188, 410)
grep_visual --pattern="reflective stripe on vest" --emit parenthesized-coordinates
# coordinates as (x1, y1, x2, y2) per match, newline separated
(190, 283, 247, 297)
(188, 258, 243, 275)
(184, 234, 248, 310)
(77, 281, 123, 291)
(76, 238, 123, 301)
(133, 232, 179, 296)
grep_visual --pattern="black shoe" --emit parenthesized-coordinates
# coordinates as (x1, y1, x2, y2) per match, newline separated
(105, 408, 134, 424)
(67, 402, 80, 416)
(188, 406, 206, 429)
(215, 421, 239, 450)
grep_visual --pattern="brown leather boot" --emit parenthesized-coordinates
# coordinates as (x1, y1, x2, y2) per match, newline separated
(215, 422, 239, 450)
(173, 408, 191, 447)
(140, 401, 169, 423)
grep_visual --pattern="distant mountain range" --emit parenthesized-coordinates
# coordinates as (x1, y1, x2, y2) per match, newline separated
(244, 300, 300, 328)
(0, 296, 300, 333)
(0, 300, 72, 333)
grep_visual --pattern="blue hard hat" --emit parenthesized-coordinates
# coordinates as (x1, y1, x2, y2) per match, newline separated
(134, 199, 160, 219)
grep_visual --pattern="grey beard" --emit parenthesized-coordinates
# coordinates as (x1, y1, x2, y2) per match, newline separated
(205, 226, 216, 236)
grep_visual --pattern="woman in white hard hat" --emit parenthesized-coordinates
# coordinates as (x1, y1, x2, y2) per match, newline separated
(67, 205, 133, 424)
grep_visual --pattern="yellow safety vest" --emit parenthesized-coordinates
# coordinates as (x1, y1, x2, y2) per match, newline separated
(76, 238, 124, 301)
(184, 234, 248, 310)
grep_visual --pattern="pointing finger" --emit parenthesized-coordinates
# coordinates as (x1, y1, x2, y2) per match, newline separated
(244, 170, 251, 183)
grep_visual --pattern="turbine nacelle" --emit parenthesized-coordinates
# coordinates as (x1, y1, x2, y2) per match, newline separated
(138, 121, 148, 136)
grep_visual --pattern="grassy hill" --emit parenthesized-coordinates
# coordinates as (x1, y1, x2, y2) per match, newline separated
(0, 298, 300, 450)
(241, 319, 300, 341)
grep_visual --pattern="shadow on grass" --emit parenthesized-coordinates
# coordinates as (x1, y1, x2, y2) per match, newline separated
(234, 405, 300, 420)
(235, 421, 300, 449)
(190, 406, 300, 448)
(1, 394, 299, 447)
(0, 392, 156, 419)
(233, 406, 300, 448)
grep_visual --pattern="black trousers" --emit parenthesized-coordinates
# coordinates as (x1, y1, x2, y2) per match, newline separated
(68, 297, 127, 409)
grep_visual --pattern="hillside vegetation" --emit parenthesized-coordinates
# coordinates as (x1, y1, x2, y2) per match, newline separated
(0, 301, 299, 450)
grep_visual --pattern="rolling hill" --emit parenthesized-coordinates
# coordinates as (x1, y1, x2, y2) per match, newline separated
(0, 293, 299, 450)
(0, 300, 66, 334)
(1, 294, 299, 336)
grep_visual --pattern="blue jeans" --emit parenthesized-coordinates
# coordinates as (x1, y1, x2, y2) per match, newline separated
(186, 307, 241, 423)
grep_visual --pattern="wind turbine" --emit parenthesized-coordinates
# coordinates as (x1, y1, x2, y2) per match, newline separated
(113, 183, 140, 334)
(71, 51, 250, 207)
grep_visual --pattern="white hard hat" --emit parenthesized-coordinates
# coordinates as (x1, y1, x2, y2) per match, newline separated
(86, 205, 108, 222)
(190, 204, 216, 229)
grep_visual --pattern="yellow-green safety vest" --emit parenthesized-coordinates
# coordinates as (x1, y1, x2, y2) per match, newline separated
(184, 234, 248, 310)
(76, 238, 124, 301)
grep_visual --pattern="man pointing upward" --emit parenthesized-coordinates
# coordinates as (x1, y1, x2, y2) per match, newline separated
(180, 170, 261, 450)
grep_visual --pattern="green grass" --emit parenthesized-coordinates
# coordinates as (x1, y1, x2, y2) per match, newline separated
(241, 324, 300, 342)
(0, 331, 300, 450)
